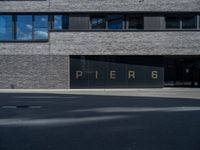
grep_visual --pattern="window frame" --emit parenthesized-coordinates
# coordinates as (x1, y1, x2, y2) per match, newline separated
(33, 15, 49, 40)
(16, 15, 33, 41)
(90, 15, 107, 30)
(0, 14, 49, 42)
(0, 15, 14, 41)
(165, 15, 181, 30)
(107, 14, 124, 30)
(1, 13, 200, 42)
(165, 13, 199, 30)
(126, 14, 144, 30)
(181, 14, 197, 29)
(50, 14, 69, 31)
(90, 14, 125, 30)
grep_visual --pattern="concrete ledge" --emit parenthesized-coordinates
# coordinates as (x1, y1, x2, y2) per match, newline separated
(0, 88, 200, 99)
(0, 88, 200, 92)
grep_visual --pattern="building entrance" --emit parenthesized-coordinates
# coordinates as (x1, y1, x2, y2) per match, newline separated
(164, 56, 200, 87)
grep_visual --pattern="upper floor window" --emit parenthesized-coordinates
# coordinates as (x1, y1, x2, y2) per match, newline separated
(16, 15, 48, 41)
(0, 15, 13, 41)
(91, 16, 106, 29)
(16, 15, 33, 40)
(107, 15, 123, 29)
(128, 16, 143, 29)
(165, 16, 180, 29)
(90, 15, 123, 30)
(34, 15, 48, 40)
(165, 15, 197, 29)
(182, 15, 197, 29)
(52, 15, 69, 30)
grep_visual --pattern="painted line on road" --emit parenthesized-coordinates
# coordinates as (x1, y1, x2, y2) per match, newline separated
(1, 105, 42, 109)
(1, 106, 17, 109)
(14, 96, 80, 99)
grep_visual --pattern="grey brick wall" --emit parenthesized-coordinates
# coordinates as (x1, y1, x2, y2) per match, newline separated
(0, 43, 50, 55)
(49, 0, 200, 12)
(0, 0, 200, 12)
(0, 55, 69, 89)
(1, 32, 200, 56)
(0, 0, 49, 12)
(49, 32, 200, 55)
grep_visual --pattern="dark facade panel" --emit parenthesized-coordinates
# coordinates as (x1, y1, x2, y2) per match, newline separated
(164, 56, 200, 87)
(144, 16, 165, 30)
(69, 14, 90, 30)
(70, 56, 164, 89)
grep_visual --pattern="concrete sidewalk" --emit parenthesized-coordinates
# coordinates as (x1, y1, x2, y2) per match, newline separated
(0, 88, 199, 99)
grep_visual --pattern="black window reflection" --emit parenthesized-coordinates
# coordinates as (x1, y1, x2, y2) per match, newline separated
(107, 15, 123, 29)
(128, 16, 143, 29)
(182, 15, 197, 29)
(166, 16, 180, 29)
(17, 15, 33, 40)
(34, 15, 48, 40)
(53, 15, 69, 30)
(0, 15, 13, 40)
(91, 16, 106, 29)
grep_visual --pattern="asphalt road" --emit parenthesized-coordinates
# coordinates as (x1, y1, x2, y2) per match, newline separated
(0, 92, 200, 150)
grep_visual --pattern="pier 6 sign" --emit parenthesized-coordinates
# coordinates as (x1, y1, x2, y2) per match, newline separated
(75, 70, 159, 80)
(70, 56, 164, 88)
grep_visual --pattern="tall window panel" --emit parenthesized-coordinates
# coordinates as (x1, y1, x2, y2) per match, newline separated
(128, 16, 143, 29)
(107, 15, 123, 29)
(165, 16, 180, 29)
(34, 15, 48, 40)
(91, 16, 106, 29)
(53, 15, 69, 30)
(16, 15, 33, 40)
(182, 15, 197, 29)
(199, 15, 200, 28)
(0, 15, 13, 41)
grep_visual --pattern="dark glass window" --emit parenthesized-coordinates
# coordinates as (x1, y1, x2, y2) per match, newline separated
(16, 15, 33, 40)
(166, 16, 180, 29)
(182, 15, 197, 29)
(128, 16, 143, 29)
(91, 16, 106, 29)
(53, 15, 69, 30)
(34, 15, 48, 40)
(0, 15, 13, 40)
(107, 15, 123, 29)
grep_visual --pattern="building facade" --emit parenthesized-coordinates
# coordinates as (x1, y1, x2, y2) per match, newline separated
(0, 0, 200, 89)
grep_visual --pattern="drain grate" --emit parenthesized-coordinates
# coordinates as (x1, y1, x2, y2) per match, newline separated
(1, 105, 42, 109)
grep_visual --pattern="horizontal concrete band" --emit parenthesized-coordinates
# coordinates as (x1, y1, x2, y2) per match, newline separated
(0, 0, 200, 12)
(1, 32, 200, 55)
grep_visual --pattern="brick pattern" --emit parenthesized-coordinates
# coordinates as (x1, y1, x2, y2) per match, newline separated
(0, 0, 49, 12)
(0, 43, 50, 55)
(50, 0, 200, 12)
(0, 55, 69, 89)
(1, 32, 200, 56)
(49, 32, 200, 55)
(0, 0, 199, 12)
